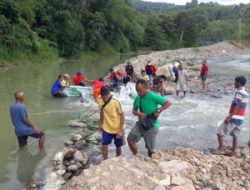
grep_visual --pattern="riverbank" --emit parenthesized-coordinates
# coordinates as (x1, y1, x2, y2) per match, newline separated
(115, 41, 249, 97)
(61, 146, 250, 190)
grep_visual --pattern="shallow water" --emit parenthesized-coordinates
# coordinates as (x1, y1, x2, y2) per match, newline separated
(0, 53, 133, 190)
(0, 53, 249, 190)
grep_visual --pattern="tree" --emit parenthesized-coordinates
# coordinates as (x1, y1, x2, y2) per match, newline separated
(144, 15, 168, 50)
(175, 8, 208, 46)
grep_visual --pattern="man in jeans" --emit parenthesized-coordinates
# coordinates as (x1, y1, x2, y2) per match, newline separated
(216, 76, 248, 157)
(97, 86, 124, 160)
(10, 91, 45, 150)
(127, 79, 171, 157)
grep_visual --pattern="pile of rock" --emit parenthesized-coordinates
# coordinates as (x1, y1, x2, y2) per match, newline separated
(61, 146, 250, 190)
(52, 137, 89, 180)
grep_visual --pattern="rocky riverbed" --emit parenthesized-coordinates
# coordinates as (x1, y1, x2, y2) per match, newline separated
(115, 41, 249, 97)
(33, 42, 249, 190)
(61, 146, 250, 190)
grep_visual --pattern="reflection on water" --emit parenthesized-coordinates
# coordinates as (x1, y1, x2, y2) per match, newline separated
(16, 148, 46, 186)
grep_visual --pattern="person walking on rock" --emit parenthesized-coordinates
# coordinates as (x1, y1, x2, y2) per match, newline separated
(176, 64, 188, 97)
(127, 79, 171, 157)
(145, 60, 157, 83)
(200, 60, 209, 91)
(97, 86, 124, 160)
(216, 76, 248, 157)
(10, 91, 45, 150)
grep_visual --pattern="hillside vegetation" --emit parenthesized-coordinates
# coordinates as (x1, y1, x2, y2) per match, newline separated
(0, 0, 249, 62)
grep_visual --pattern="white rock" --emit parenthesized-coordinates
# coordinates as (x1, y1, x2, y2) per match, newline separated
(114, 184, 124, 190)
(154, 184, 166, 190)
(56, 169, 66, 176)
(74, 150, 84, 162)
(158, 175, 171, 186)
(64, 140, 74, 146)
(171, 184, 195, 190)
(88, 176, 100, 185)
(158, 160, 192, 175)
(171, 175, 188, 186)
(67, 165, 78, 171)
(53, 152, 64, 164)
(70, 134, 82, 141)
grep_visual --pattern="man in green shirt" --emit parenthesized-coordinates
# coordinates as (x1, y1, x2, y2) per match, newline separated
(127, 79, 171, 157)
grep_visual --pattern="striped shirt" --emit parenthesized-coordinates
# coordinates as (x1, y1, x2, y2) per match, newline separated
(229, 87, 249, 126)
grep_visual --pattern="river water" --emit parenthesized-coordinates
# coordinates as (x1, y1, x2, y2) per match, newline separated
(0, 54, 249, 190)
(0, 54, 134, 190)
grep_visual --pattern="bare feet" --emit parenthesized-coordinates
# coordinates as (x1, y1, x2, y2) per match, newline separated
(228, 151, 237, 157)
(214, 148, 225, 155)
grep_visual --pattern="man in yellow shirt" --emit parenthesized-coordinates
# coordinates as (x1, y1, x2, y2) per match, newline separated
(97, 86, 124, 160)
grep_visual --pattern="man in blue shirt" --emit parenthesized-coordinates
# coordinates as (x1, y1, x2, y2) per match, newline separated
(51, 75, 65, 97)
(10, 91, 45, 149)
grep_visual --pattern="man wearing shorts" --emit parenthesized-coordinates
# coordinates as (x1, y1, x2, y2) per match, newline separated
(216, 76, 248, 157)
(200, 60, 209, 91)
(10, 92, 45, 150)
(127, 79, 171, 157)
(97, 86, 124, 160)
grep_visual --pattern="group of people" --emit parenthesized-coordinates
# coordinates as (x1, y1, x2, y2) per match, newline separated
(97, 75, 248, 159)
(109, 59, 209, 98)
(50, 72, 106, 100)
(9, 58, 248, 161)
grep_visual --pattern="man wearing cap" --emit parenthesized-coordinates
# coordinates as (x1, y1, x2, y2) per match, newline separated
(73, 72, 90, 86)
(10, 92, 45, 150)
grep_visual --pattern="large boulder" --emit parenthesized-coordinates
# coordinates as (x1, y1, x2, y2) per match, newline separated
(158, 160, 192, 175)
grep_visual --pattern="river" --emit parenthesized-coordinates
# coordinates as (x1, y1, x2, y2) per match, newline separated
(0, 53, 134, 190)
(0, 53, 249, 190)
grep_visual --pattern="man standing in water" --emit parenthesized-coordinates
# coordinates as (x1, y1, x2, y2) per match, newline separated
(216, 76, 248, 157)
(127, 79, 171, 157)
(10, 92, 45, 150)
(97, 86, 124, 160)
(200, 60, 209, 91)
(176, 64, 188, 97)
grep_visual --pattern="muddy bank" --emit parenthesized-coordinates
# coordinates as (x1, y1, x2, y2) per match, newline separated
(61, 147, 250, 190)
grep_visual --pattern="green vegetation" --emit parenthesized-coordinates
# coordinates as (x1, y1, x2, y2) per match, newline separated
(0, 0, 249, 63)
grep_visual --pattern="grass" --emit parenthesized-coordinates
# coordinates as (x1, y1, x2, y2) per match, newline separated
(0, 40, 59, 65)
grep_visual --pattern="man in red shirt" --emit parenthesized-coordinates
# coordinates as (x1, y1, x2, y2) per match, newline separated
(200, 60, 209, 91)
(145, 60, 157, 83)
(72, 72, 90, 86)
